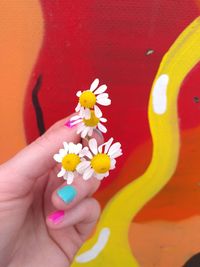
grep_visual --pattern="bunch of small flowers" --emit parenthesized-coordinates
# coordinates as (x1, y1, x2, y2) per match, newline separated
(53, 79, 122, 184)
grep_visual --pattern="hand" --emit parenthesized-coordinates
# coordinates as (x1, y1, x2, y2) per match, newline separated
(0, 115, 102, 267)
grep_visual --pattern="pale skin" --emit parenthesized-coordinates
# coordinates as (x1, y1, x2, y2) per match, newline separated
(0, 115, 102, 267)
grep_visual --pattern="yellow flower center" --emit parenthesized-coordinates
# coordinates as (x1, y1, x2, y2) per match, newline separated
(83, 110, 99, 126)
(79, 90, 96, 108)
(91, 153, 111, 173)
(62, 153, 81, 171)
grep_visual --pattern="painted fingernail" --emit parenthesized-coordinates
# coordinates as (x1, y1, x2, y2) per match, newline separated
(65, 118, 81, 128)
(65, 119, 75, 128)
(48, 210, 64, 224)
(57, 185, 77, 203)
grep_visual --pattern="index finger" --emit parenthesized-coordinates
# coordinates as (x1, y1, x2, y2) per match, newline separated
(2, 115, 81, 185)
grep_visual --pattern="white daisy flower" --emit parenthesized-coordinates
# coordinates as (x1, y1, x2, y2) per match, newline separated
(53, 142, 88, 184)
(75, 78, 111, 119)
(77, 138, 122, 181)
(69, 111, 107, 138)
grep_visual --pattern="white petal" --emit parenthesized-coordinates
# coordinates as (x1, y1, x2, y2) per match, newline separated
(94, 105, 102, 118)
(82, 149, 93, 159)
(89, 138, 98, 155)
(110, 164, 116, 170)
(63, 142, 69, 152)
(111, 158, 116, 165)
(98, 123, 107, 133)
(108, 142, 121, 156)
(90, 78, 99, 92)
(57, 167, 66, 177)
(96, 98, 111, 106)
(67, 172, 74, 184)
(79, 147, 90, 157)
(104, 138, 114, 154)
(74, 143, 82, 154)
(81, 127, 90, 138)
(94, 84, 107, 95)
(110, 151, 123, 159)
(85, 108, 91, 119)
(95, 173, 106, 180)
(104, 171, 109, 177)
(96, 93, 109, 100)
(75, 103, 81, 112)
(63, 172, 68, 180)
(100, 117, 107, 122)
(59, 149, 66, 157)
(88, 127, 94, 136)
(69, 119, 83, 128)
(68, 142, 75, 153)
(53, 154, 62, 163)
(77, 161, 91, 173)
(70, 115, 82, 121)
(76, 91, 82, 97)
(83, 167, 94, 180)
(110, 159, 116, 170)
(80, 107, 85, 117)
(98, 144, 104, 153)
(77, 123, 85, 134)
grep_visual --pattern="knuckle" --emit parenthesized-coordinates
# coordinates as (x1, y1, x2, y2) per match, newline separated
(87, 198, 101, 219)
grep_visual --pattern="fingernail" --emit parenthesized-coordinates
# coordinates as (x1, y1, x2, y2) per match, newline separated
(65, 119, 75, 128)
(48, 210, 64, 224)
(94, 128, 104, 140)
(65, 118, 81, 128)
(57, 185, 77, 203)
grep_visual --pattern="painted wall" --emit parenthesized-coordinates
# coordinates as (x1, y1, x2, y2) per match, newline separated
(0, 1, 200, 266)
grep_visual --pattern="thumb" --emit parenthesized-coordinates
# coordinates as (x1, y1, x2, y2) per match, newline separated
(0, 115, 81, 197)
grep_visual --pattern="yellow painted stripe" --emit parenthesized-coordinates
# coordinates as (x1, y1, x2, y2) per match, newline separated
(72, 17, 200, 266)
(0, 1, 44, 163)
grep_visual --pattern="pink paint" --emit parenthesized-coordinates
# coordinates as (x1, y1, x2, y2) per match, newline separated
(65, 118, 82, 128)
(48, 210, 64, 224)
(65, 119, 74, 128)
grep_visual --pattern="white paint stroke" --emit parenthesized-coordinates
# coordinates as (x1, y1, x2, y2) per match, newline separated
(75, 227, 110, 263)
(152, 74, 169, 114)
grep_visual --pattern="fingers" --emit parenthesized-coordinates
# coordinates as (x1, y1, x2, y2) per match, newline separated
(1, 115, 80, 188)
(51, 128, 104, 210)
(52, 174, 100, 211)
(47, 197, 101, 231)
(46, 198, 101, 262)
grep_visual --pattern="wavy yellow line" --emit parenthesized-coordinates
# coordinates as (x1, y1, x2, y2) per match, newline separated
(71, 17, 200, 266)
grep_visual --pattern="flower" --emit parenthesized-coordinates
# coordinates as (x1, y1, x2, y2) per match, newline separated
(77, 138, 122, 180)
(53, 142, 87, 184)
(69, 111, 107, 138)
(75, 78, 111, 119)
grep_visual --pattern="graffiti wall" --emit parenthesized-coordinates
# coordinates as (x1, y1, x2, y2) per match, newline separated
(1, 1, 200, 266)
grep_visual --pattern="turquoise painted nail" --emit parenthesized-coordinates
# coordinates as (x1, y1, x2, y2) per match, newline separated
(57, 186, 77, 203)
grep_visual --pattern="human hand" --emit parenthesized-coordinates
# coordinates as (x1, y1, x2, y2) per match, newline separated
(0, 115, 102, 267)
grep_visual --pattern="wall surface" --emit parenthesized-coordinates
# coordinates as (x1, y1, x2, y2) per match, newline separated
(0, 1, 200, 266)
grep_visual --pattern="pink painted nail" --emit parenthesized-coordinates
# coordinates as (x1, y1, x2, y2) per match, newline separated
(48, 210, 64, 224)
(65, 119, 74, 128)
(65, 118, 82, 128)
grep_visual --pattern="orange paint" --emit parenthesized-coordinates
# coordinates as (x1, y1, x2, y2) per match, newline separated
(95, 125, 200, 221)
(135, 126, 200, 221)
(195, 0, 200, 9)
(130, 216, 200, 266)
(0, 1, 43, 163)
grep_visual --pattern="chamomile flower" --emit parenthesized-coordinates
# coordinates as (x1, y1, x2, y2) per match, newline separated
(70, 111, 107, 138)
(77, 138, 122, 181)
(53, 142, 87, 184)
(75, 78, 111, 119)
